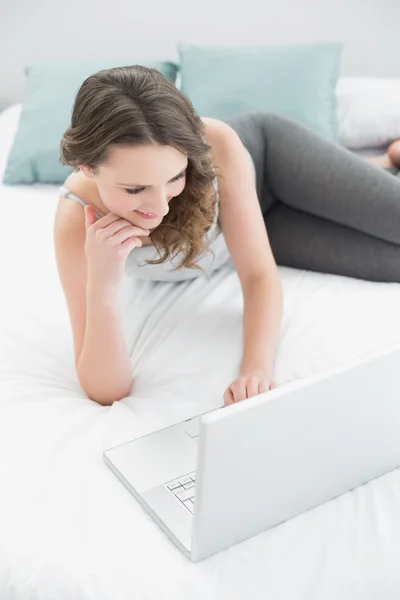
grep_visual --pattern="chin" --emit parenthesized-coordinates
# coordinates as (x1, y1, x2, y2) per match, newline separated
(149, 221, 162, 230)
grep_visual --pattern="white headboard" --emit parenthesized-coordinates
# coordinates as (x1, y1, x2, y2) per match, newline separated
(1, 0, 399, 107)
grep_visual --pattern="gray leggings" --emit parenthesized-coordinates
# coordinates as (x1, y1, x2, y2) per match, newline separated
(224, 112, 400, 283)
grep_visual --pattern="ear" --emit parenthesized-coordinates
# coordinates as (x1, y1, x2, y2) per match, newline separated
(79, 164, 96, 179)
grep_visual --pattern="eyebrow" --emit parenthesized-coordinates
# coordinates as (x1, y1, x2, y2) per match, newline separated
(117, 165, 188, 188)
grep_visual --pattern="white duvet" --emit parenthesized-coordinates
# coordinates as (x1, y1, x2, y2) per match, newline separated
(1, 105, 400, 600)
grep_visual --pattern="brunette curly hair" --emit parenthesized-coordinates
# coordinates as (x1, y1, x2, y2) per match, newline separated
(60, 64, 222, 271)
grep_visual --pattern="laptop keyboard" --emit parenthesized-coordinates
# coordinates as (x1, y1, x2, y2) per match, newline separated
(164, 471, 196, 514)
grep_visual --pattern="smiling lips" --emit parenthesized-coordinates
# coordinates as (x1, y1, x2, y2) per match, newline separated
(134, 210, 158, 219)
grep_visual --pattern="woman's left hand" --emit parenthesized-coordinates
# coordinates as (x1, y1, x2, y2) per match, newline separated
(223, 369, 278, 406)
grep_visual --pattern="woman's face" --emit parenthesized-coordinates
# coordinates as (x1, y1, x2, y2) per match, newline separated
(80, 143, 188, 229)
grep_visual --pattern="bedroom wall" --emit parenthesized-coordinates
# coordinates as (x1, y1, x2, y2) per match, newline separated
(1, 0, 399, 108)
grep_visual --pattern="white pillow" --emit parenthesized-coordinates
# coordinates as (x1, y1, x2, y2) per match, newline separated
(336, 77, 400, 149)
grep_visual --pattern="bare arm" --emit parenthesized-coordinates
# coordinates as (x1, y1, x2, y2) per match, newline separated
(54, 201, 133, 406)
(210, 121, 283, 376)
(76, 280, 133, 405)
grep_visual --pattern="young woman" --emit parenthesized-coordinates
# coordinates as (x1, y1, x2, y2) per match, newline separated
(54, 65, 400, 407)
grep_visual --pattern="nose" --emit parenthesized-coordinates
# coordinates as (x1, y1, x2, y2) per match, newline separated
(144, 193, 170, 217)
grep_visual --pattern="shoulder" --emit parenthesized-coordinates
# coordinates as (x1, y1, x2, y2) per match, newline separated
(201, 117, 240, 154)
(63, 169, 93, 197)
(201, 117, 246, 177)
(62, 169, 103, 211)
(56, 170, 105, 225)
(201, 117, 250, 194)
(55, 172, 103, 248)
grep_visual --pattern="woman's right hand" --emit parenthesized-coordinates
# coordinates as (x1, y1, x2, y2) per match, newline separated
(84, 205, 151, 288)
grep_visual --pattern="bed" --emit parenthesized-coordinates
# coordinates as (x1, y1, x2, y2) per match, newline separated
(1, 101, 400, 599)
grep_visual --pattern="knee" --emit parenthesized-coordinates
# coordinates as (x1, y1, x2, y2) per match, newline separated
(249, 112, 313, 150)
(252, 111, 298, 131)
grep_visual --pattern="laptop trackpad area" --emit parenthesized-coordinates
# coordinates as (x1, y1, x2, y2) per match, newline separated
(104, 419, 199, 494)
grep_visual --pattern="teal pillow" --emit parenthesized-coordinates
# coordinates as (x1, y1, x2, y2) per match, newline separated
(178, 42, 342, 141)
(3, 60, 179, 185)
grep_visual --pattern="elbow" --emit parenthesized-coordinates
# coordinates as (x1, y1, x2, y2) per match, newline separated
(86, 394, 123, 407)
(242, 271, 282, 293)
(78, 377, 133, 406)
(76, 362, 133, 406)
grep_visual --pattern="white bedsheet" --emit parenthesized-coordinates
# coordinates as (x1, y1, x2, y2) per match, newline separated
(1, 105, 400, 600)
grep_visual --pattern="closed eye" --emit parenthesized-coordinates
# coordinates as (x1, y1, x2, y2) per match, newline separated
(125, 171, 186, 195)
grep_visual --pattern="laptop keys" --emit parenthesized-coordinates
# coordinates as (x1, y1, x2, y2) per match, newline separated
(176, 487, 195, 502)
(180, 476, 194, 487)
(166, 471, 196, 491)
(167, 482, 182, 492)
(183, 499, 194, 513)
(165, 471, 197, 513)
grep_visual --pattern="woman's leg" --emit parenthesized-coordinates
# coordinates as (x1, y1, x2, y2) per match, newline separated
(225, 112, 400, 282)
(266, 202, 400, 282)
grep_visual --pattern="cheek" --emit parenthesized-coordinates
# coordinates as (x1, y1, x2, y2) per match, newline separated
(100, 185, 136, 211)
(114, 191, 138, 210)
(174, 179, 186, 196)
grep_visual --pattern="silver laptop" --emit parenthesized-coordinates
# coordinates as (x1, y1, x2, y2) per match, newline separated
(103, 342, 400, 562)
